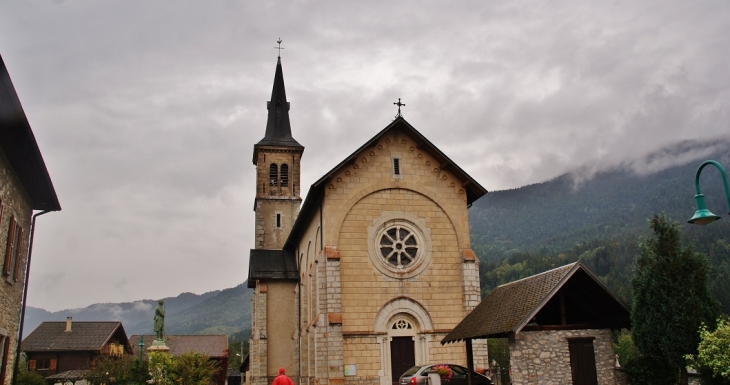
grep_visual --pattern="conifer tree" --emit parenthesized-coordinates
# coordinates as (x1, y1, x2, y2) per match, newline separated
(631, 214, 719, 385)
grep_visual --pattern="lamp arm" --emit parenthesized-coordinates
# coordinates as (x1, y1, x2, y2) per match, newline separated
(694, 160, 730, 214)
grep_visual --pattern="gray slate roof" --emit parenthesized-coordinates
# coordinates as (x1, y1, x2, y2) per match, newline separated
(129, 335, 228, 357)
(253, 56, 303, 159)
(21, 321, 127, 352)
(284, 117, 488, 250)
(0, 54, 60, 211)
(442, 261, 630, 343)
(247, 249, 298, 288)
(46, 370, 90, 380)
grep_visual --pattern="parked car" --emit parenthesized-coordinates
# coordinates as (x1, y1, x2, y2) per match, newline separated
(399, 364, 494, 385)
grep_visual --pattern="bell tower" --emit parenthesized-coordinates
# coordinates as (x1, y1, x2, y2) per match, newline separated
(252, 55, 304, 249)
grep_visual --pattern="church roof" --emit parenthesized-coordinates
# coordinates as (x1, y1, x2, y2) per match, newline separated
(441, 261, 631, 343)
(283, 117, 488, 250)
(247, 249, 298, 287)
(253, 57, 303, 163)
(0, 54, 61, 211)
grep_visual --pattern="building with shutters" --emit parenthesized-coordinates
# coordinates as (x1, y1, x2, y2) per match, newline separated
(246, 56, 489, 385)
(0, 54, 61, 385)
(21, 319, 131, 382)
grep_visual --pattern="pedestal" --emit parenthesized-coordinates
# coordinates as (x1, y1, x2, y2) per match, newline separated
(147, 339, 170, 352)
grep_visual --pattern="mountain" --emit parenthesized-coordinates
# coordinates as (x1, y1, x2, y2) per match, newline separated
(24, 139, 730, 338)
(469, 139, 730, 314)
(23, 282, 253, 338)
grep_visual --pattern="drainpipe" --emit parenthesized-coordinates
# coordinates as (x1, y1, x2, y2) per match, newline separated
(12, 210, 53, 385)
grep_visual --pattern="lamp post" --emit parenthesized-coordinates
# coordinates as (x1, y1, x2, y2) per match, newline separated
(688, 160, 730, 225)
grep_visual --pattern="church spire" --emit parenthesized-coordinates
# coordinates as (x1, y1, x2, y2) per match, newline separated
(255, 56, 302, 149)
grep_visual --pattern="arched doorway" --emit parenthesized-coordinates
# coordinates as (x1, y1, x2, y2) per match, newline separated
(389, 318, 416, 385)
(374, 298, 433, 385)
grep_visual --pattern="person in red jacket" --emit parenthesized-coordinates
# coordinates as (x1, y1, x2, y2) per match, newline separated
(272, 368, 294, 385)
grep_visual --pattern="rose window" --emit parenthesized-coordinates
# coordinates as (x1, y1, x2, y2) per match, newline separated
(379, 226, 419, 268)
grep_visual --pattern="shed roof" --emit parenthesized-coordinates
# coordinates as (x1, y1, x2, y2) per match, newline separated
(247, 249, 298, 287)
(129, 335, 228, 357)
(442, 261, 630, 343)
(21, 321, 128, 352)
(0, 55, 60, 211)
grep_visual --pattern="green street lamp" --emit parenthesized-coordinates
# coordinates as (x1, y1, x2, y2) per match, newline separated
(688, 160, 730, 225)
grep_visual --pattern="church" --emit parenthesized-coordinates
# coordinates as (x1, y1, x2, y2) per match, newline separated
(247, 56, 489, 385)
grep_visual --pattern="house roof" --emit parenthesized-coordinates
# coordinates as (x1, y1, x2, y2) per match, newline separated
(129, 335, 228, 358)
(46, 370, 90, 381)
(0, 54, 60, 211)
(283, 116, 488, 250)
(21, 321, 128, 352)
(442, 261, 631, 343)
(253, 56, 303, 164)
(247, 249, 298, 288)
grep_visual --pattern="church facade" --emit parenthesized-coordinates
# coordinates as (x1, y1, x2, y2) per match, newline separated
(247, 57, 489, 385)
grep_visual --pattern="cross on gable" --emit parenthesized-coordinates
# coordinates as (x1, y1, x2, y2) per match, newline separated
(394, 98, 405, 118)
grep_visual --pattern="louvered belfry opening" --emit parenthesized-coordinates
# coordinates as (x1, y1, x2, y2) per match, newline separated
(269, 163, 278, 186)
(280, 164, 289, 187)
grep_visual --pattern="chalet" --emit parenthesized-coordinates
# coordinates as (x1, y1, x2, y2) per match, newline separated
(442, 262, 631, 385)
(21, 319, 131, 381)
(130, 334, 229, 385)
(1, 53, 61, 385)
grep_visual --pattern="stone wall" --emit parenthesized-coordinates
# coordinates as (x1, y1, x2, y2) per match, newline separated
(509, 329, 616, 385)
(0, 149, 33, 385)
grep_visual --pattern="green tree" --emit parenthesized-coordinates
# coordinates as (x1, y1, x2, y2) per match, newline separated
(149, 352, 176, 385)
(86, 355, 150, 385)
(15, 361, 47, 385)
(631, 214, 720, 385)
(148, 351, 218, 385)
(172, 352, 219, 385)
(692, 318, 730, 381)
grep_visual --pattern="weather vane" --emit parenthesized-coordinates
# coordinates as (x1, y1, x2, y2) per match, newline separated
(393, 98, 405, 118)
(275, 38, 284, 58)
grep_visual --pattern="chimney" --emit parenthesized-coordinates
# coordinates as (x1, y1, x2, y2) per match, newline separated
(65, 317, 72, 332)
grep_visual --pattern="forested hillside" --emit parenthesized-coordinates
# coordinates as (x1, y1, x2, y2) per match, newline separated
(24, 283, 252, 338)
(469, 141, 730, 314)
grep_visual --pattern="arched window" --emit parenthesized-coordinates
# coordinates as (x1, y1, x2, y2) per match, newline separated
(269, 163, 278, 186)
(280, 164, 289, 187)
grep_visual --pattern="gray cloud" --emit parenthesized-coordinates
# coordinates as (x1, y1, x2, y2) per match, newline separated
(1, 0, 728, 310)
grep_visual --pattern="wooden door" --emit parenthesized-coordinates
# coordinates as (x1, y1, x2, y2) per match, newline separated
(568, 338, 598, 385)
(390, 337, 415, 385)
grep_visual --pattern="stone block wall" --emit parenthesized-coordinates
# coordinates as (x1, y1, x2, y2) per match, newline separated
(0, 150, 33, 385)
(509, 329, 615, 385)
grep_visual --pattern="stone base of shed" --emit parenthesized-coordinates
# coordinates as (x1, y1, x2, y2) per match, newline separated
(509, 329, 616, 385)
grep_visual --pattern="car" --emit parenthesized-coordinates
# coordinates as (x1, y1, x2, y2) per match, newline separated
(398, 364, 494, 385)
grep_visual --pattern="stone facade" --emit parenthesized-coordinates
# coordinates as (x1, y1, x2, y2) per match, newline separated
(0, 149, 33, 385)
(509, 329, 616, 385)
(248, 56, 487, 385)
(294, 127, 488, 385)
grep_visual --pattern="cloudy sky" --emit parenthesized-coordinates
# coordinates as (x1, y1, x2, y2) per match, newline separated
(1, 0, 728, 311)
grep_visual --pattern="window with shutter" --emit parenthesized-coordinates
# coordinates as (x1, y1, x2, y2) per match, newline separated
(49, 359, 57, 371)
(29, 360, 36, 371)
(4, 217, 22, 283)
(0, 335, 9, 382)
(269, 164, 278, 186)
(280, 164, 289, 187)
(3, 217, 16, 279)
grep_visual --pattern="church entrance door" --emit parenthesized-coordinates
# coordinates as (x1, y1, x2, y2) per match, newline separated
(390, 336, 415, 385)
